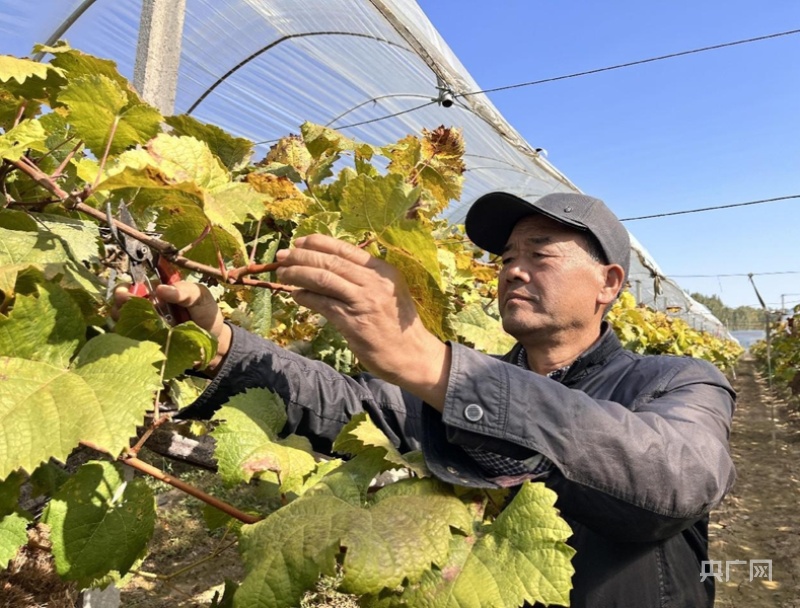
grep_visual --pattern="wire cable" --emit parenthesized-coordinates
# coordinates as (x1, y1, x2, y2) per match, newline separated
(252, 100, 438, 145)
(667, 270, 800, 278)
(458, 28, 800, 98)
(619, 194, 800, 222)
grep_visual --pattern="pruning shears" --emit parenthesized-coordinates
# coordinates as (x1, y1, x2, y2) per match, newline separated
(108, 202, 190, 325)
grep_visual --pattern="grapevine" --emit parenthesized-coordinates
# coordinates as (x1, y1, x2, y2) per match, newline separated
(0, 44, 742, 606)
(751, 308, 800, 403)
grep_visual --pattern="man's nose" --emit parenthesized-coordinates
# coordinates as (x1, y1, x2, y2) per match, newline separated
(503, 263, 530, 283)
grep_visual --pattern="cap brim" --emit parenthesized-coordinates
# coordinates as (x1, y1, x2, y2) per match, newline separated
(465, 192, 585, 255)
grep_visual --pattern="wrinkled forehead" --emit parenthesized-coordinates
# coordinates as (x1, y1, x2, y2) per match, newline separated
(503, 214, 589, 250)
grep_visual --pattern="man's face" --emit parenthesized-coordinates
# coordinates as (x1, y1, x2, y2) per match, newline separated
(497, 214, 607, 341)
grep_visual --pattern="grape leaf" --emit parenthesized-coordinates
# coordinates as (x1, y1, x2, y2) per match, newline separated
(453, 303, 516, 354)
(384, 127, 465, 215)
(0, 280, 85, 368)
(292, 211, 347, 242)
(263, 134, 313, 182)
(0, 55, 64, 85)
(41, 461, 156, 587)
(145, 133, 230, 190)
(29, 461, 70, 498)
(386, 482, 575, 608)
(0, 334, 163, 478)
(165, 114, 254, 170)
(339, 173, 419, 238)
(333, 412, 428, 478)
(235, 494, 358, 608)
(115, 297, 217, 379)
(246, 173, 311, 220)
(301, 122, 359, 159)
(0, 472, 24, 517)
(0, 511, 29, 570)
(246, 239, 278, 339)
(307, 451, 388, 506)
(206, 181, 268, 233)
(0, 118, 47, 161)
(385, 247, 451, 340)
(57, 74, 162, 156)
(340, 493, 473, 595)
(32, 213, 102, 265)
(211, 388, 316, 490)
(47, 46, 135, 103)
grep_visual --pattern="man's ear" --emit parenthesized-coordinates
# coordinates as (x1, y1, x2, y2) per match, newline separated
(598, 264, 625, 306)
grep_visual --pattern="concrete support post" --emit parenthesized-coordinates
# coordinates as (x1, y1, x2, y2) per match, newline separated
(133, 0, 187, 114)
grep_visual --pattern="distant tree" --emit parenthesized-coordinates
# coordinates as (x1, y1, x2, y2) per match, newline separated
(690, 293, 764, 330)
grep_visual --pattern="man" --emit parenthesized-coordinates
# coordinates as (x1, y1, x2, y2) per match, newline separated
(141, 191, 736, 607)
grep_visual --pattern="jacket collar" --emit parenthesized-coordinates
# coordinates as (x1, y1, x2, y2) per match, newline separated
(501, 322, 623, 383)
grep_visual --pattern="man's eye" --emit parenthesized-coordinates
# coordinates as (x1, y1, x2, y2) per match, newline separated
(501, 257, 512, 265)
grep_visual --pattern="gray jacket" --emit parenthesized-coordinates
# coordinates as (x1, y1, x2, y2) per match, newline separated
(184, 324, 736, 607)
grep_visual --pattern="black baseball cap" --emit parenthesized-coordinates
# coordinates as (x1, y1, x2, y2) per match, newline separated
(465, 191, 631, 281)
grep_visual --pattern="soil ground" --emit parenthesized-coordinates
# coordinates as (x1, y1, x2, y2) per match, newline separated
(710, 355, 800, 607)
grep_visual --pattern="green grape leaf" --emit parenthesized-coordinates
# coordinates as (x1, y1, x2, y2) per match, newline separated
(0, 279, 85, 367)
(391, 482, 575, 608)
(165, 114, 254, 170)
(41, 461, 156, 587)
(47, 46, 136, 103)
(114, 296, 168, 343)
(308, 452, 387, 506)
(168, 376, 210, 409)
(115, 297, 217, 379)
(453, 303, 516, 354)
(0, 334, 163, 478)
(206, 181, 267, 232)
(29, 461, 70, 498)
(0, 89, 28, 132)
(0, 118, 47, 161)
(382, 223, 442, 290)
(211, 388, 316, 490)
(245, 239, 278, 339)
(33, 213, 102, 265)
(333, 412, 428, 478)
(0, 511, 29, 570)
(145, 133, 230, 190)
(292, 211, 348, 242)
(0, 55, 65, 84)
(128, 188, 247, 266)
(301, 122, 359, 159)
(57, 74, 162, 155)
(235, 494, 358, 608)
(168, 322, 218, 379)
(0, 472, 24, 517)
(340, 493, 473, 595)
(385, 247, 450, 340)
(339, 173, 419, 238)
(211, 579, 238, 608)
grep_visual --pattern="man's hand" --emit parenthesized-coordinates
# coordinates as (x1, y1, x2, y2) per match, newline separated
(112, 282, 232, 373)
(275, 234, 450, 410)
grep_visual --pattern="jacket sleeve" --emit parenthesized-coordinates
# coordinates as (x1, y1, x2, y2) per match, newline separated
(181, 324, 424, 454)
(438, 343, 736, 542)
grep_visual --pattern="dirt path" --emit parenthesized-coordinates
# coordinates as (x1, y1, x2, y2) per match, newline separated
(710, 355, 800, 607)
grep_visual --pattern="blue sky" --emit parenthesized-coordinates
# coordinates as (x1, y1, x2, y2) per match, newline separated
(417, 0, 800, 310)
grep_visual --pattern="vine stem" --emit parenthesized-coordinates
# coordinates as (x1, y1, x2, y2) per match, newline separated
(79, 440, 262, 525)
(93, 116, 119, 190)
(7, 158, 296, 292)
(12, 101, 27, 127)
